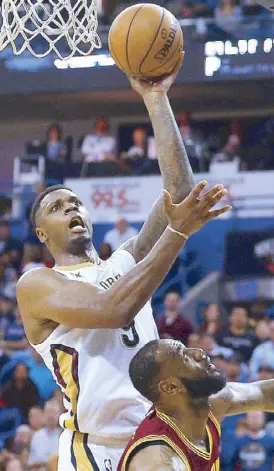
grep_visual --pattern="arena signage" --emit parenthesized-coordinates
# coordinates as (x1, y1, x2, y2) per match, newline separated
(65, 171, 274, 223)
(204, 38, 274, 79)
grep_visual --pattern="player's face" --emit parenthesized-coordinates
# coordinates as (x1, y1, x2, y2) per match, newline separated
(36, 189, 92, 254)
(163, 340, 226, 399)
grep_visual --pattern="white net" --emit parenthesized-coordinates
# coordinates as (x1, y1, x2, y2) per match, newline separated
(0, 0, 102, 59)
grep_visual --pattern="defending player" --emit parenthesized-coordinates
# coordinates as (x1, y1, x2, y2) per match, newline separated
(118, 339, 274, 471)
(16, 62, 231, 470)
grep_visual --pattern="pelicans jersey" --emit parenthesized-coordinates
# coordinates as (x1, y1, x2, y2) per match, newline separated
(32, 249, 158, 449)
(118, 407, 221, 471)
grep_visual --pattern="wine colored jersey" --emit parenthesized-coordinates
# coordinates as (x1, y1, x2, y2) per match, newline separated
(118, 407, 221, 471)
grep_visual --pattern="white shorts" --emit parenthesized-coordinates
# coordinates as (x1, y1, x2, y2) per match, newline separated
(58, 429, 125, 471)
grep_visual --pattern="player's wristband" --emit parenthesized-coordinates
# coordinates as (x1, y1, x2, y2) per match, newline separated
(168, 226, 189, 240)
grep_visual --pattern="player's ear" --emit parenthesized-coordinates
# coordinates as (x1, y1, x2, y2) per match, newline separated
(36, 227, 48, 243)
(158, 377, 182, 396)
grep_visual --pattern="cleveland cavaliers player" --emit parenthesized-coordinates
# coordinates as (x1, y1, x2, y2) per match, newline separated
(16, 59, 231, 470)
(118, 339, 274, 471)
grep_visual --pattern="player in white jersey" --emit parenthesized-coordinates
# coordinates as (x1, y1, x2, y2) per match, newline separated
(16, 58, 231, 470)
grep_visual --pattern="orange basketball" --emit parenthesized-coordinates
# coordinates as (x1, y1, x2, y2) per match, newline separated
(108, 4, 183, 80)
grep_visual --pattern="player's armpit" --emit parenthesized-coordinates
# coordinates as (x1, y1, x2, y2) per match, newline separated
(210, 380, 274, 421)
(128, 445, 189, 471)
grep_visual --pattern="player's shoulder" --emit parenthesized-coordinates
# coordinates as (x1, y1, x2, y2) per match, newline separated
(17, 266, 54, 296)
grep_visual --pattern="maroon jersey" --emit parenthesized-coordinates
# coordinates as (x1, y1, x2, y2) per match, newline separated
(118, 407, 221, 471)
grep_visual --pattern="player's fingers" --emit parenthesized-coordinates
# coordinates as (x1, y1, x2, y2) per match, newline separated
(189, 180, 208, 201)
(162, 189, 173, 213)
(201, 186, 227, 208)
(207, 205, 232, 220)
(127, 75, 149, 89)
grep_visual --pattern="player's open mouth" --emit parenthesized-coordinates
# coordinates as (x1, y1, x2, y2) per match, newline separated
(207, 363, 216, 372)
(69, 216, 87, 233)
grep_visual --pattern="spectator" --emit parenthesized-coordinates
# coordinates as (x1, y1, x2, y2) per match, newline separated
(178, 112, 209, 172)
(214, 0, 243, 35)
(223, 353, 249, 383)
(198, 333, 233, 359)
(46, 123, 66, 163)
(11, 425, 32, 454)
(21, 246, 45, 274)
(103, 219, 138, 250)
(216, 306, 258, 362)
(199, 303, 223, 336)
(28, 400, 61, 466)
(187, 332, 201, 349)
(19, 446, 30, 470)
(250, 299, 267, 324)
(81, 118, 116, 162)
(3, 458, 23, 471)
(0, 252, 18, 300)
(47, 454, 58, 471)
(28, 407, 45, 432)
(0, 222, 22, 270)
(234, 411, 274, 471)
(212, 120, 241, 164)
(258, 365, 274, 381)
(27, 348, 59, 402)
(1, 306, 29, 359)
(250, 320, 274, 380)
(23, 182, 46, 267)
(29, 465, 47, 471)
(0, 296, 13, 336)
(98, 242, 112, 261)
(0, 363, 40, 421)
(51, 389, 65, 413)
(156, 292, 193, 343)
(235, 418, 248, 437)
(255, 319, 270, 343)
(124, 127, 148, 160)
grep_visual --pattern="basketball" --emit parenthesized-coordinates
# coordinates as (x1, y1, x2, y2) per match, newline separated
(108, 4, 183, 80)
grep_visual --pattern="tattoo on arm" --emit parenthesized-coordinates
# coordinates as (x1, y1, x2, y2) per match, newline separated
(126, 94, 194, 262)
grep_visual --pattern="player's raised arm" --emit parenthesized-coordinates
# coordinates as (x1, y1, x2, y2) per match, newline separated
(211, 380, 274, 423)
(124, 54, 195, 263)
(17, 182, 230, 334)
(128, 444, 189, 471)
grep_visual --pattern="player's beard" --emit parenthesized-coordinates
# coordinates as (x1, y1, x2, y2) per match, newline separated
(67, 234, 92, 255)
(180, 372, 227, 399)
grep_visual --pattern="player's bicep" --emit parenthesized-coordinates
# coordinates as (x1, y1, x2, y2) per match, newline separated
(211, 382, 265, 419)
(16, 267, 115, 329)
(128, 445, 189, 471)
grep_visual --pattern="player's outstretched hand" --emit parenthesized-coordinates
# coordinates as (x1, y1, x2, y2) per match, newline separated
(163, 181, 232, 237)
(127, 50, 184, 98)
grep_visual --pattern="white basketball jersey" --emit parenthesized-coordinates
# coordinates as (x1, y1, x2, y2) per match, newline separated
(33, 249, 158, 446)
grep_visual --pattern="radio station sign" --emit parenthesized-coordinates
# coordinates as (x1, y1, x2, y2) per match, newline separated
(65, 171, 274, 223)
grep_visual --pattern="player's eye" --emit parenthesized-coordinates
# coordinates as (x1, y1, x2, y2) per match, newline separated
(75, 200, 82, 206)
(51, 204, 60, 212)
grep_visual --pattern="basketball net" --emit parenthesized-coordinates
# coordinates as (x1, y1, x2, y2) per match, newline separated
(0, 0, 102, 59)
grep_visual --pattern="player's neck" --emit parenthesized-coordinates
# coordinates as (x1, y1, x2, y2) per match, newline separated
(157, 400, 210, 442)
(54, 246, 100, 267)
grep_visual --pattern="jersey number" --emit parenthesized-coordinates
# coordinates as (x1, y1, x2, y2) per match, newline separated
(120, 321, 140, 348)
(50, 344, 80, 431)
